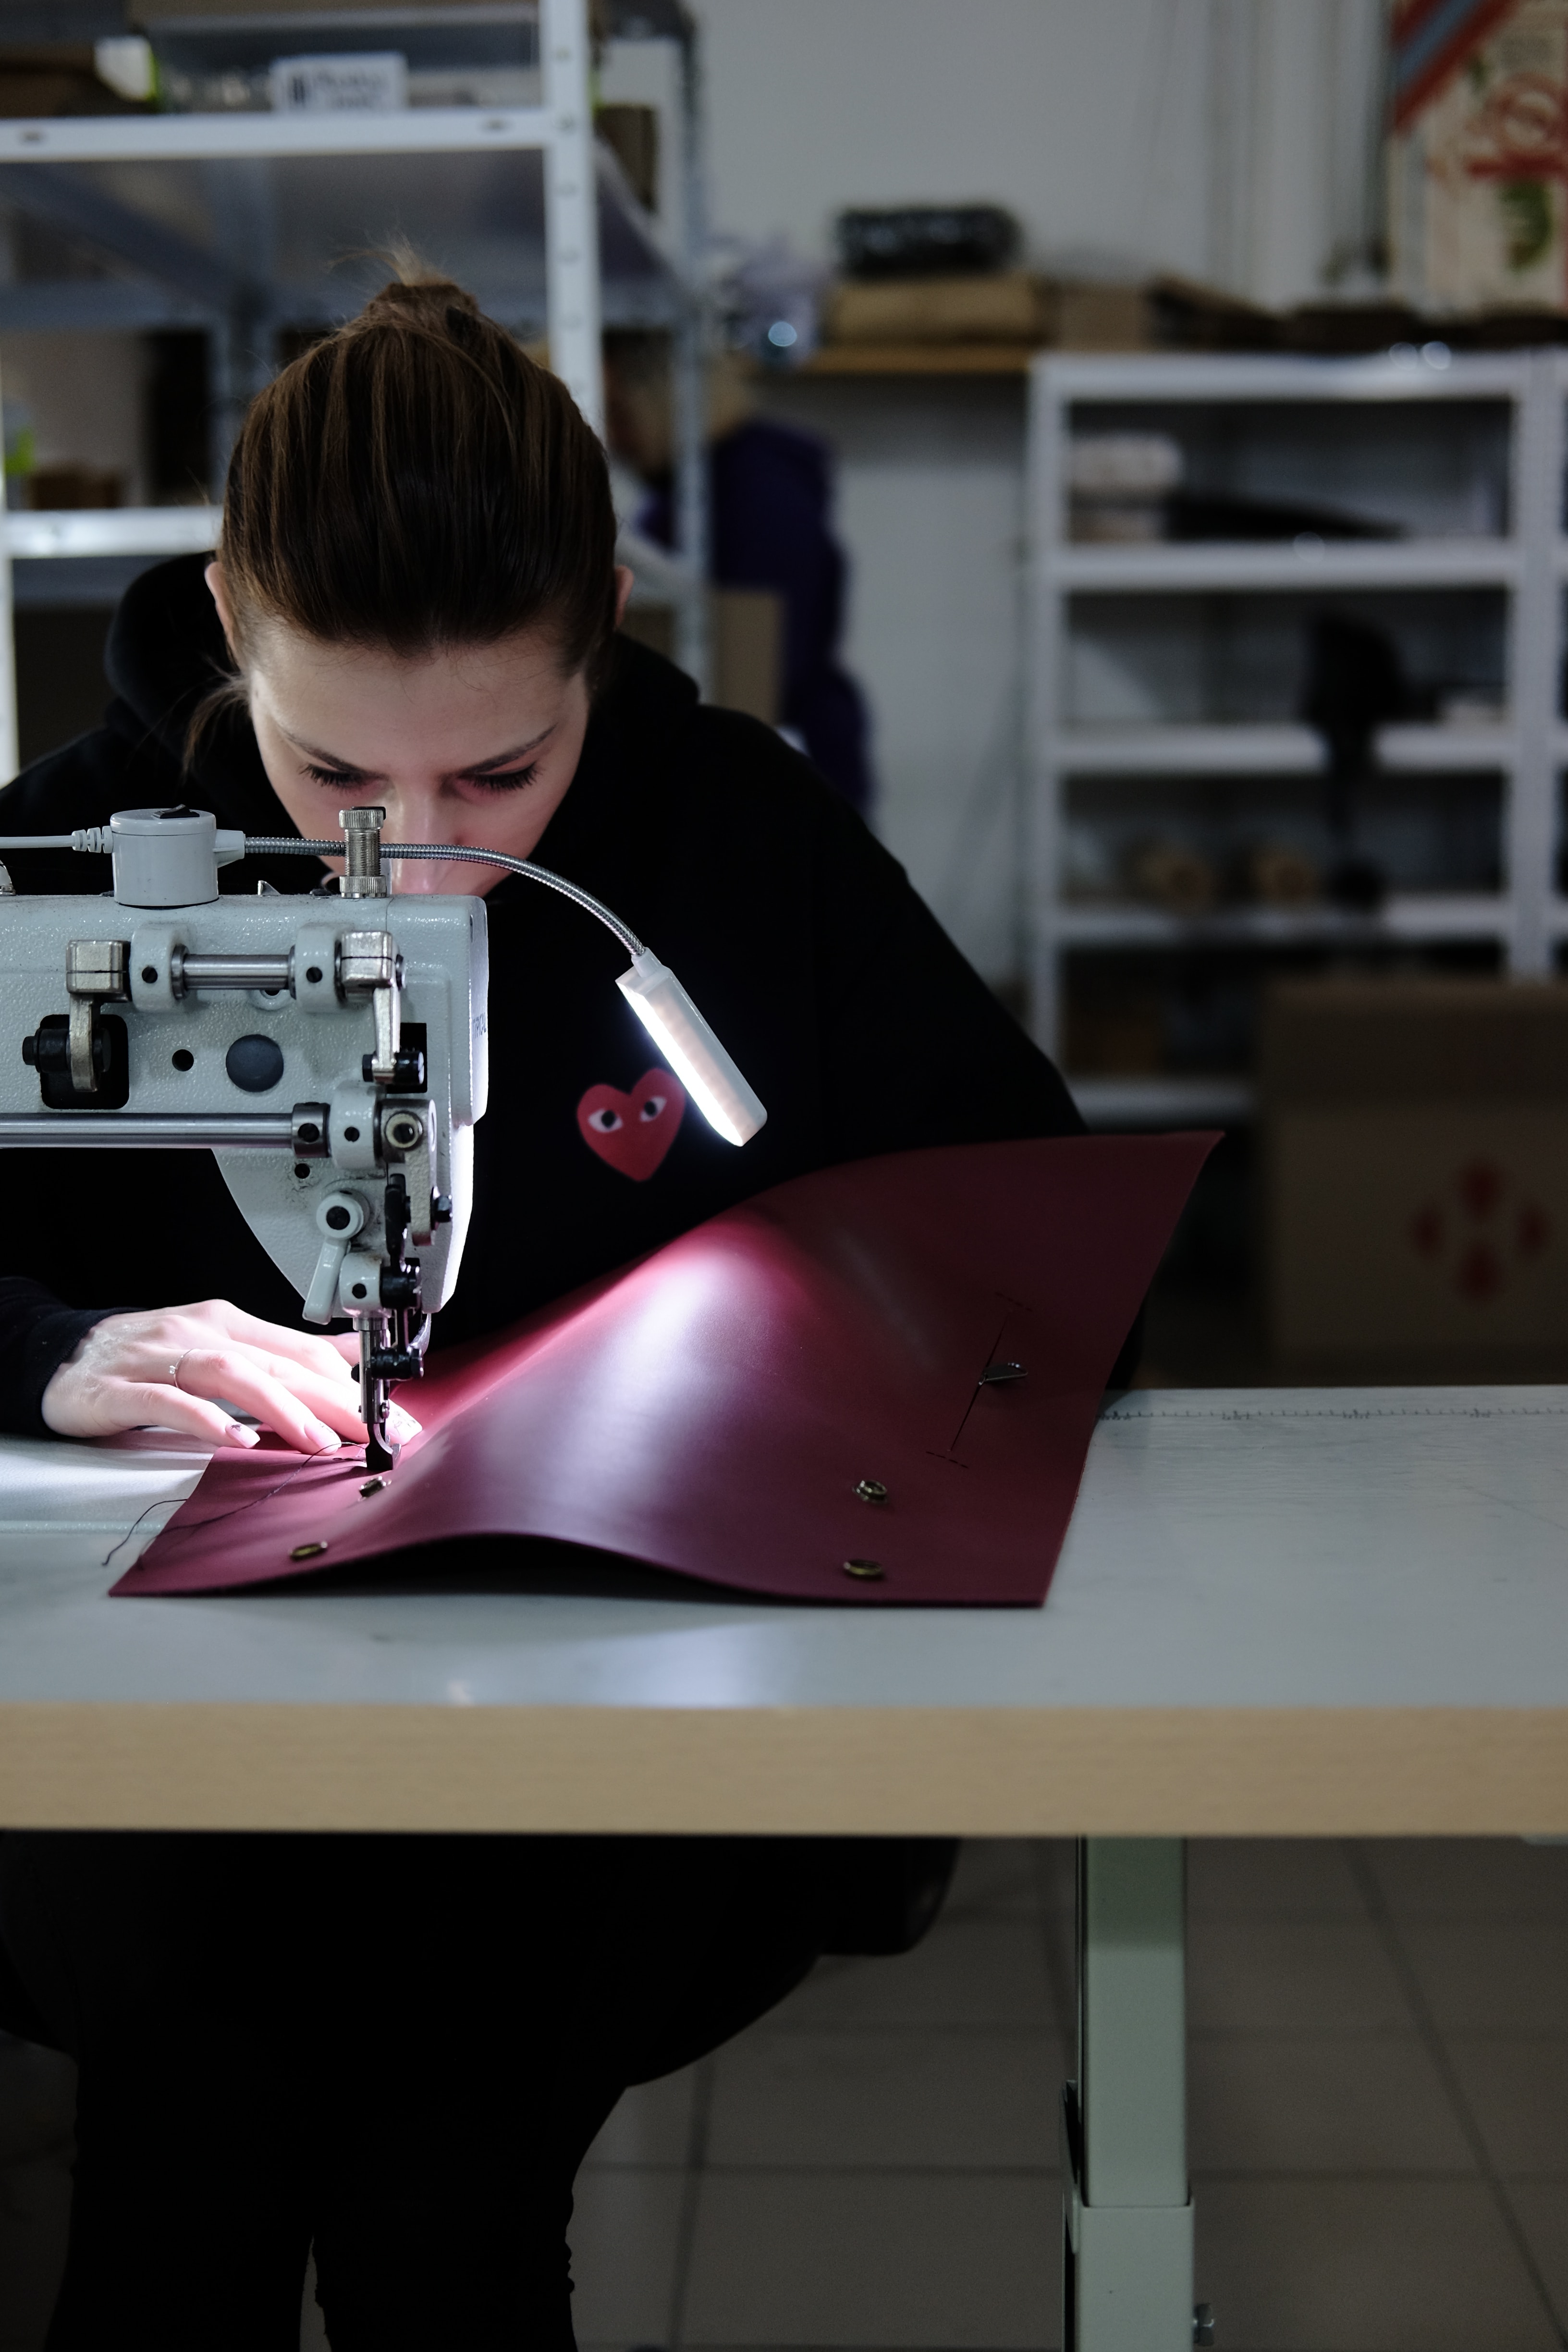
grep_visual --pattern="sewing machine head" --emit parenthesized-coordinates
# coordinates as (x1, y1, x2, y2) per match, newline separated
(0, 804, 487, 1471)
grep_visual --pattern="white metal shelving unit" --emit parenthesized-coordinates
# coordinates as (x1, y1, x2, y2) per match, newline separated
(1028, 350, 1566, 1128)
(0, 0, 708, 776)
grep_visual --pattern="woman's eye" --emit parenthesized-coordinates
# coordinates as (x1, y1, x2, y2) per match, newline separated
(305, 764, 360, 789)
(464, 762, 540, 794)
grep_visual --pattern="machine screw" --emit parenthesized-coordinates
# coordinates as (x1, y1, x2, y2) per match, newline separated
(383, 1108, 425, 1153)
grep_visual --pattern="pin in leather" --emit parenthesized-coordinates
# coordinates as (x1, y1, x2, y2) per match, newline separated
(116, 1132, 1216, 1605)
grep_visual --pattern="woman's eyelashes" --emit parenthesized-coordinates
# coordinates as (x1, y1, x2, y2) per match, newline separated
(301, 760, 541, 793)
(459, 760, 541, 794)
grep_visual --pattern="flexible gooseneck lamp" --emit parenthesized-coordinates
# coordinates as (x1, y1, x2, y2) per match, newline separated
(272, 832, 769, 1147)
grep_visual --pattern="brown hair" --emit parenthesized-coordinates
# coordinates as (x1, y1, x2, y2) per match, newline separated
(210, 269, 618, 703)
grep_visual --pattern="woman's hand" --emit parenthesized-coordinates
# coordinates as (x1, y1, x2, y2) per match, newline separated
(41, 1300, 368, 1455)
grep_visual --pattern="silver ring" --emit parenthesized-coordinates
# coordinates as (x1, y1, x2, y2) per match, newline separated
(168, 1351, 191, 1390)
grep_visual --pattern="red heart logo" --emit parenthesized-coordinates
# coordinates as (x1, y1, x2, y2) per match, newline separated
(576, 1067, 687, 1181)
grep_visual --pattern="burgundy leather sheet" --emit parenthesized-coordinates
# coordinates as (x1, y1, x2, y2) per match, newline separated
(116, 1133, 1215, 1607)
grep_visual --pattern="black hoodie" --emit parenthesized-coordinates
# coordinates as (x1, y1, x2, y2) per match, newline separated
(0, 554, 1087, 1435)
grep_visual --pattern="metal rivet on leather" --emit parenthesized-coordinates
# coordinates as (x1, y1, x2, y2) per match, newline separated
(289, 1540, 329, 1561)
(854, 1478, 889, 1503)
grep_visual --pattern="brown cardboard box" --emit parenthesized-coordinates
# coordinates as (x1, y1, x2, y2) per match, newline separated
(1263, 979, 1568, 1376)
(1052, 282, 1152, 352)
(617, 587, 782, 726)
(1050, 274, 1276, 354)
(824, 270, 1050, 346)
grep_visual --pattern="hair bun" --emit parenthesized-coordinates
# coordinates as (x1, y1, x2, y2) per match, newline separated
(361, 269, 480, 330)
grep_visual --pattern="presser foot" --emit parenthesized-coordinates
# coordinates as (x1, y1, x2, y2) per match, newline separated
(364, 1428, 402, 1475)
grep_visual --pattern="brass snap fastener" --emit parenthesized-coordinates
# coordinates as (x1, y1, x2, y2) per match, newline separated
(854, 1478, 889, 1504)
(842, 1557, 885, 1581)
(289, 1540, 329, 1561)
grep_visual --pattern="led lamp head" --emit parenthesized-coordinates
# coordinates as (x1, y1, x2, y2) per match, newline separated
(617, 950, 767, 1146)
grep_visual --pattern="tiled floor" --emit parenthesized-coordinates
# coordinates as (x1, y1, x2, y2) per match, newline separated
(560, 1838, 1568, 2352)
(5, 1838, 1568, 2350)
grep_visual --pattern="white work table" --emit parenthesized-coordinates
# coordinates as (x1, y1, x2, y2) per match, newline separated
(4, 1385, 1565, 2352)
(0, 1385, 1565, 1837)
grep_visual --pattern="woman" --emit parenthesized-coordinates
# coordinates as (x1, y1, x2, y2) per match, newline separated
(0, 275, 1092, 2348)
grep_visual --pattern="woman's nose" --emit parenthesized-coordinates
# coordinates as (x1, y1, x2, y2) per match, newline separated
(385, 786, 446, 845)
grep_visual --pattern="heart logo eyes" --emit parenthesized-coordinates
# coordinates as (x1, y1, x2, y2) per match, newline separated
(576, 1069, 687, 1180)
(587, 1094, 665, 1137)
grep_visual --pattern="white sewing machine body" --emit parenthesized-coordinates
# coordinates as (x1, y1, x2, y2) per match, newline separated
(0, 800, 763, 1469)
(0, 806, 494, 1467)
(0, 883, 488, 1317)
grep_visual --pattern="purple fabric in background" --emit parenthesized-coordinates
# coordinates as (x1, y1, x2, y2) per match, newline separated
(638, 417, 875, 811)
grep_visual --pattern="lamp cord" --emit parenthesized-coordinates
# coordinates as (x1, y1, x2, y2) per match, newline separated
(242, 838, 647, 958)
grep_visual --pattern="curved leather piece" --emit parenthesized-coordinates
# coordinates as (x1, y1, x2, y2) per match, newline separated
(117, 1132, 1216, 1607)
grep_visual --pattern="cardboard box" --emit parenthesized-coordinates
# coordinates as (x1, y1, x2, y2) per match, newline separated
(1263, 978, 1568, 1374)
(617, 586, 782, 726)
(824, 270, 1050, 346)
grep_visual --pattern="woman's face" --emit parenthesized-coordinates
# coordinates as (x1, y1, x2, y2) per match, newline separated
(208, 563, 632, 897)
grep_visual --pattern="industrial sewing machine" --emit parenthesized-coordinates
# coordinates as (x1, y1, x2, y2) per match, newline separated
(0, 804, 765, 1471)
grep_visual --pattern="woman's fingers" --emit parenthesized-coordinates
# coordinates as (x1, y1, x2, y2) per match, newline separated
(252, 1350, 368, 1419)
(110, 1385, 262, 1451)
(40, 1299, 371, 1454)
(171, 1343, 367, 1440)
(204, 1303, 361, 1385)
(168, 1349, 362, 1454)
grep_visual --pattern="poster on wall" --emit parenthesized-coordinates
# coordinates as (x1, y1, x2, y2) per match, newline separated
(1389, 0, 1568, 310)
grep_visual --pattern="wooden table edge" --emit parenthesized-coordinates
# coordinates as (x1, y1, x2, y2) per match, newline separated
(0, 1703, 1565, 1833)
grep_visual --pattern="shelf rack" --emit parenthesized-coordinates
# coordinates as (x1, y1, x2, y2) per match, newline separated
(0, 0, 709, 775)
(1027, 349, 1566, 1127)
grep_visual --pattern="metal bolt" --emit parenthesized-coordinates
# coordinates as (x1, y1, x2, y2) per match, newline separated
(854, 1479, 889, 1504)
(289, 1541, 329, 1561)
(841, 1558, 885, 1581)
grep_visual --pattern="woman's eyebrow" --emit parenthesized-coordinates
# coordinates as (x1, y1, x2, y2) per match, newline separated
(279, 727, 380, 779)
(449, 726, 555, 776)
(277, 723, 555, 778)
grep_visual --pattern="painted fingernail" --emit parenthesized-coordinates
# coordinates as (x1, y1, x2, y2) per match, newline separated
(224, 1422, 261, 1448)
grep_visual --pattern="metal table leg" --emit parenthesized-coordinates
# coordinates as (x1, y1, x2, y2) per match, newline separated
(1063, 1838, 1203, 2351)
